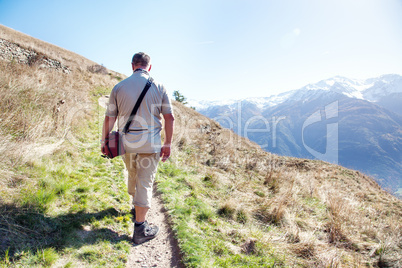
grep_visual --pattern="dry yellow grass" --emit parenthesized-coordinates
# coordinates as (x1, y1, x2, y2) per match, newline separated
(0, 25, 124, 202)
(170, 101, 402, 267)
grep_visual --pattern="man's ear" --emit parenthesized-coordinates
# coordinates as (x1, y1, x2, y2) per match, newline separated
(148, 64, 152, 72)
(132, 63, 135, 71)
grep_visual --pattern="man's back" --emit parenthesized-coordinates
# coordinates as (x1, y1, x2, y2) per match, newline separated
(106, 69, 172, 153)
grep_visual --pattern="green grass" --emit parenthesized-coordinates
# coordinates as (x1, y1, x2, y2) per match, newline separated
(156, 161, 284, 267)
(0, 101, 132, 267)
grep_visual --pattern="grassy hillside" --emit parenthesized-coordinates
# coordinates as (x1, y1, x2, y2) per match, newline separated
(159, 102, 402, 267)
(0, 25, 131, 267)
(1, 24, 401, 267)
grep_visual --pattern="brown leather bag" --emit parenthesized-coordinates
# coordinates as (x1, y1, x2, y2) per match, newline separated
(103, 131, 125, 159)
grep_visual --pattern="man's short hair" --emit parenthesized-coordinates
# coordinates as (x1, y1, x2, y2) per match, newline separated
(132, 52, 151, 67)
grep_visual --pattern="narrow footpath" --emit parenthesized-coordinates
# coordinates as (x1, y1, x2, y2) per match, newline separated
(127, 187, 184, 268)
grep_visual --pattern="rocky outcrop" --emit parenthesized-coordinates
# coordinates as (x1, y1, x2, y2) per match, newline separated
(0, 38, 71, 73)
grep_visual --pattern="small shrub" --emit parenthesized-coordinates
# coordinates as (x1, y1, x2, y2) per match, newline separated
(205, 159, 215, 167)
(218, 201, 236, 219)
(254, 191, 265, 197)
(55, 181, 70, 195)
(64, 262, 73, 268)
(87, 64, 108, 75)
(212, 241, 229, 256)
(241, 238, 257, 255)
(236, 209, 248, 224)
(292, 242, 315, 259)
(325, 194, 349, 244)
(285, 226, 300, 243)
(325, 217, 345, 244)
(75, 185, 89, 193)
(197, 207, 214, 221)
(245, 160, 257, 171)
(177, 137, 187, 149)
(2, 248, 10, 266)
(20, 187, 56, 213)
(33, 248, 58, 267)
(264, 172, 281, 193)
(256, 197, 288, 226)
(203, 174, 214, 181)
(79, 247, 100, 262)
(203, 173, 218, 188)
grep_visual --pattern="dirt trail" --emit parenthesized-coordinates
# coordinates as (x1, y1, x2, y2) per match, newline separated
(98, 95, 109, 108)
(127, 187, 184, 268)
(22, 138, 64, 161)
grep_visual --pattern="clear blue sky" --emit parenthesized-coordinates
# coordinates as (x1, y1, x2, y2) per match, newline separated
(1, 0, 401, 101)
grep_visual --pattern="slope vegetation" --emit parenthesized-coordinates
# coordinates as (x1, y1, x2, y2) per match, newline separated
(0, 25, 132, 267)
(0, 24, 401, 268)
(158, 102, 402, 267)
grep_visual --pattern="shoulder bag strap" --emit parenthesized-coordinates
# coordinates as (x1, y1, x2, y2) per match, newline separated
(122, 77, 154, 134)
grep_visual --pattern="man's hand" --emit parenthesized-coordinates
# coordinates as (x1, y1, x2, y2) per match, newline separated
(101, 116, 116, 155)
(160, 144, 171, 162)
(101, 142, 106, 155)
(161, 113, 174, 162)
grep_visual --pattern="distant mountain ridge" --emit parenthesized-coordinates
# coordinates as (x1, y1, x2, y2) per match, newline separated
(190, 75, 402, 195)
(190, 74, 402, 113)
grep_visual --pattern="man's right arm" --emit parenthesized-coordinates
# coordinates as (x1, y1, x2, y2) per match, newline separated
(101, 86, 118, 154)
(101, 116, 117, 154)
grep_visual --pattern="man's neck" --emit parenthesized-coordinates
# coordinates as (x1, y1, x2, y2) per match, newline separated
(134, 68, 148, 73)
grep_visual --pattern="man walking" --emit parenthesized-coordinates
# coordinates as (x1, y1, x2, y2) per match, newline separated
(101, 52, 174, 244)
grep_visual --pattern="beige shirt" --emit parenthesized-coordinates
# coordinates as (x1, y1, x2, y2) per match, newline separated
(105, 69, 173, 153)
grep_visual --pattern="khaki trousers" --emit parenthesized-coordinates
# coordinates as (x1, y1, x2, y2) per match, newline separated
(122, 153, 160, 208)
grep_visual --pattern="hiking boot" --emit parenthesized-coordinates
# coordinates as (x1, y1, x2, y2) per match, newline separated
(131, 207, 136, 221)
(133, 221, 159, 244)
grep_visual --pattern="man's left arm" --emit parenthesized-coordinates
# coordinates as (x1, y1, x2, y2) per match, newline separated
(160, 113, 174, 162)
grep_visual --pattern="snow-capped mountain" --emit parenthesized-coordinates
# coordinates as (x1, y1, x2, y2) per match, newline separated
(363, 74, 402, 102)
(189, 74, 402, 113)
(304, 74, 402, 102)
(189, 91, 297, 111)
